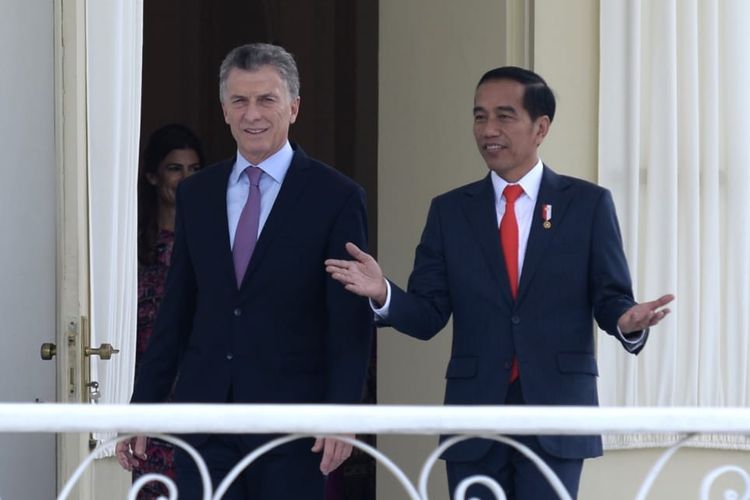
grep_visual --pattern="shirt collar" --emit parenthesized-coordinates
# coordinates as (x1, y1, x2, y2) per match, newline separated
(230, 141, 294, 185)
(490, 158, 544, 205)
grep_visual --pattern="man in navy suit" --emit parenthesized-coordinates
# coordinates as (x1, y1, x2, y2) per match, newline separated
(326, 67, 673, 499)
(116, 43, 372, 499)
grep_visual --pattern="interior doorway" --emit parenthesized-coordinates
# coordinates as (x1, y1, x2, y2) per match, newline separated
(138, 2, 378, 498)
(139, 0, 378, 236)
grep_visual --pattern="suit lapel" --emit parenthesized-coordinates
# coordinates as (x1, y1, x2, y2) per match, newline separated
(239, 147, 312, 288)
(460, 175, 511, 304)
(516, 166, 573, 305)
(202, 160, 237, 288)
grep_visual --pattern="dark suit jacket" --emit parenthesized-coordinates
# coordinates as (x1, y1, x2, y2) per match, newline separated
(131, 145, 373, 449)
(387, 166, 645, 461)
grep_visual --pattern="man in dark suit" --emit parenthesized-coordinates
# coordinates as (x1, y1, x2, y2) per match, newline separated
(325, 67, 673, 499)
(116, 43, 372, 499)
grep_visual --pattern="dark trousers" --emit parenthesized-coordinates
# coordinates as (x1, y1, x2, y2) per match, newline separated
(174, 435, 324, 500)
(446, 381, 584, 500)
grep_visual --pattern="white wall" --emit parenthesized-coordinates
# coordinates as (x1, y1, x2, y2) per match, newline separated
(533, 0, 599, 181)
(378, 1, 507, 498)
(0, 0, 57, 499)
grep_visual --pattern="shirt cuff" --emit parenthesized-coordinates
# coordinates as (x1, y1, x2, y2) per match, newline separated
(617, 324, 644, 344)
(370, 279, 391, 319)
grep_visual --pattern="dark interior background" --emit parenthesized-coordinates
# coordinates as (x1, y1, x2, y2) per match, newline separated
(140, 0, 378, 250)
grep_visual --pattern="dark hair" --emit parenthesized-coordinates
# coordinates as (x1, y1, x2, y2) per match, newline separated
(138, 124, 205, 265)
(219, 43, 300, 101)
(477, 66, 556, 122)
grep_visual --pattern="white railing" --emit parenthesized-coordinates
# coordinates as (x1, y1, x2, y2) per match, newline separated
(1, 404, 749, 500)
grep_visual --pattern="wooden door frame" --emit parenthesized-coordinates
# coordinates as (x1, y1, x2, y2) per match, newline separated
(55, 0, 93, 496)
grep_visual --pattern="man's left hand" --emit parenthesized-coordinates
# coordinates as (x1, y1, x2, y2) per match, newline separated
(617, 294, 675, 333)
(311, 435, 354, 475)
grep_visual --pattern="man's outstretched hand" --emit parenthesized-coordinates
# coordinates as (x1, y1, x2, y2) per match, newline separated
(617, 294, 675, 333)
(325, 242, 388, 306)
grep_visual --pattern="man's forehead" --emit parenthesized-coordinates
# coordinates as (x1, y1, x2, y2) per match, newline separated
(225, 69, 289, 96)
(473, 95, 520, 110)
(227, 66, 284, 85)
(474, 80, 523, 105)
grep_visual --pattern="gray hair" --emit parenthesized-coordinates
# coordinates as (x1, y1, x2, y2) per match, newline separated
(218, 43, 300, 101)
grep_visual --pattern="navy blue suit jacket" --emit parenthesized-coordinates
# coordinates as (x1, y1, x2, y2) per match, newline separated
(387, 166, 645, 461)
(132, 146, 373, 448)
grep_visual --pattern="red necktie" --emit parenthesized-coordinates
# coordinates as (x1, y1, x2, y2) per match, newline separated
(499, 184, 523, 382)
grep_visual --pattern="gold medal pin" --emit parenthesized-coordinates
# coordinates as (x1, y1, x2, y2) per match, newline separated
(542, 204, 552, 229)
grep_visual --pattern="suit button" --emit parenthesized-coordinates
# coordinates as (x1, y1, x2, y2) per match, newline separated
(511, 316, 520, 325)
(233, 308, 242, 317)
(226, 353, 233, 360)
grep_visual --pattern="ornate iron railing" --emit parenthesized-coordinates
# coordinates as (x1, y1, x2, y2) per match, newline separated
(1, 404, 749, 499)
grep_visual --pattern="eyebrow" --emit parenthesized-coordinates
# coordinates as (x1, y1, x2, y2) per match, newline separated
(473, 105, 517, 115)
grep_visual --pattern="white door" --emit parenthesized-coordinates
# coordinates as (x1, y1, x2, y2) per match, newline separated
(0, 2, 57, 499)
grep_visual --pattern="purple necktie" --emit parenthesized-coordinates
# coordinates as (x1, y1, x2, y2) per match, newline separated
(233, 166, 262, 287)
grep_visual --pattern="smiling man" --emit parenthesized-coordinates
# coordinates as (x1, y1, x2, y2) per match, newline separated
(325, 66, 673, 499)
(116, 43, 372, 500)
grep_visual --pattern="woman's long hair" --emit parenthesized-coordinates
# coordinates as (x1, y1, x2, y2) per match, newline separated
(138, 124, 205, 266)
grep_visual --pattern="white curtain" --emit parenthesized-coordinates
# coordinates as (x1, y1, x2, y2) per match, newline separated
(87, 0, 143, 451)
(598, 0, 750, 449)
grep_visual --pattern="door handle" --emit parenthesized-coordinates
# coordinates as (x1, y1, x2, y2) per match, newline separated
(84, 343, 120, 360)
(40, 342, 57, 360)
(41, 342, 118, 360)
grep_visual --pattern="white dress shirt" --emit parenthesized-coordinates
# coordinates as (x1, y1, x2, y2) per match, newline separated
(372, 158, 641, 342)
(490, 159, 544, 277)
(373, 160, 544, 317)
(227, 142, 293, 248)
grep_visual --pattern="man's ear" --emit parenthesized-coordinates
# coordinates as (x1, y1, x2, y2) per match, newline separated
(289, 96, 301, 124)
(535, 115, 551, 146)
(221, 100, 230, 125)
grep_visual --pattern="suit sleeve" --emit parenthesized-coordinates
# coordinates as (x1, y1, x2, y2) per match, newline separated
(589, 189, 648, 353)
(131, 184, 197, 402)
(388, 199, 453, 340)
(324, 187, 374, 403)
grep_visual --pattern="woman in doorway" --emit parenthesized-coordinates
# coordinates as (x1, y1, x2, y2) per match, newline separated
(134, 123, 204, 499)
